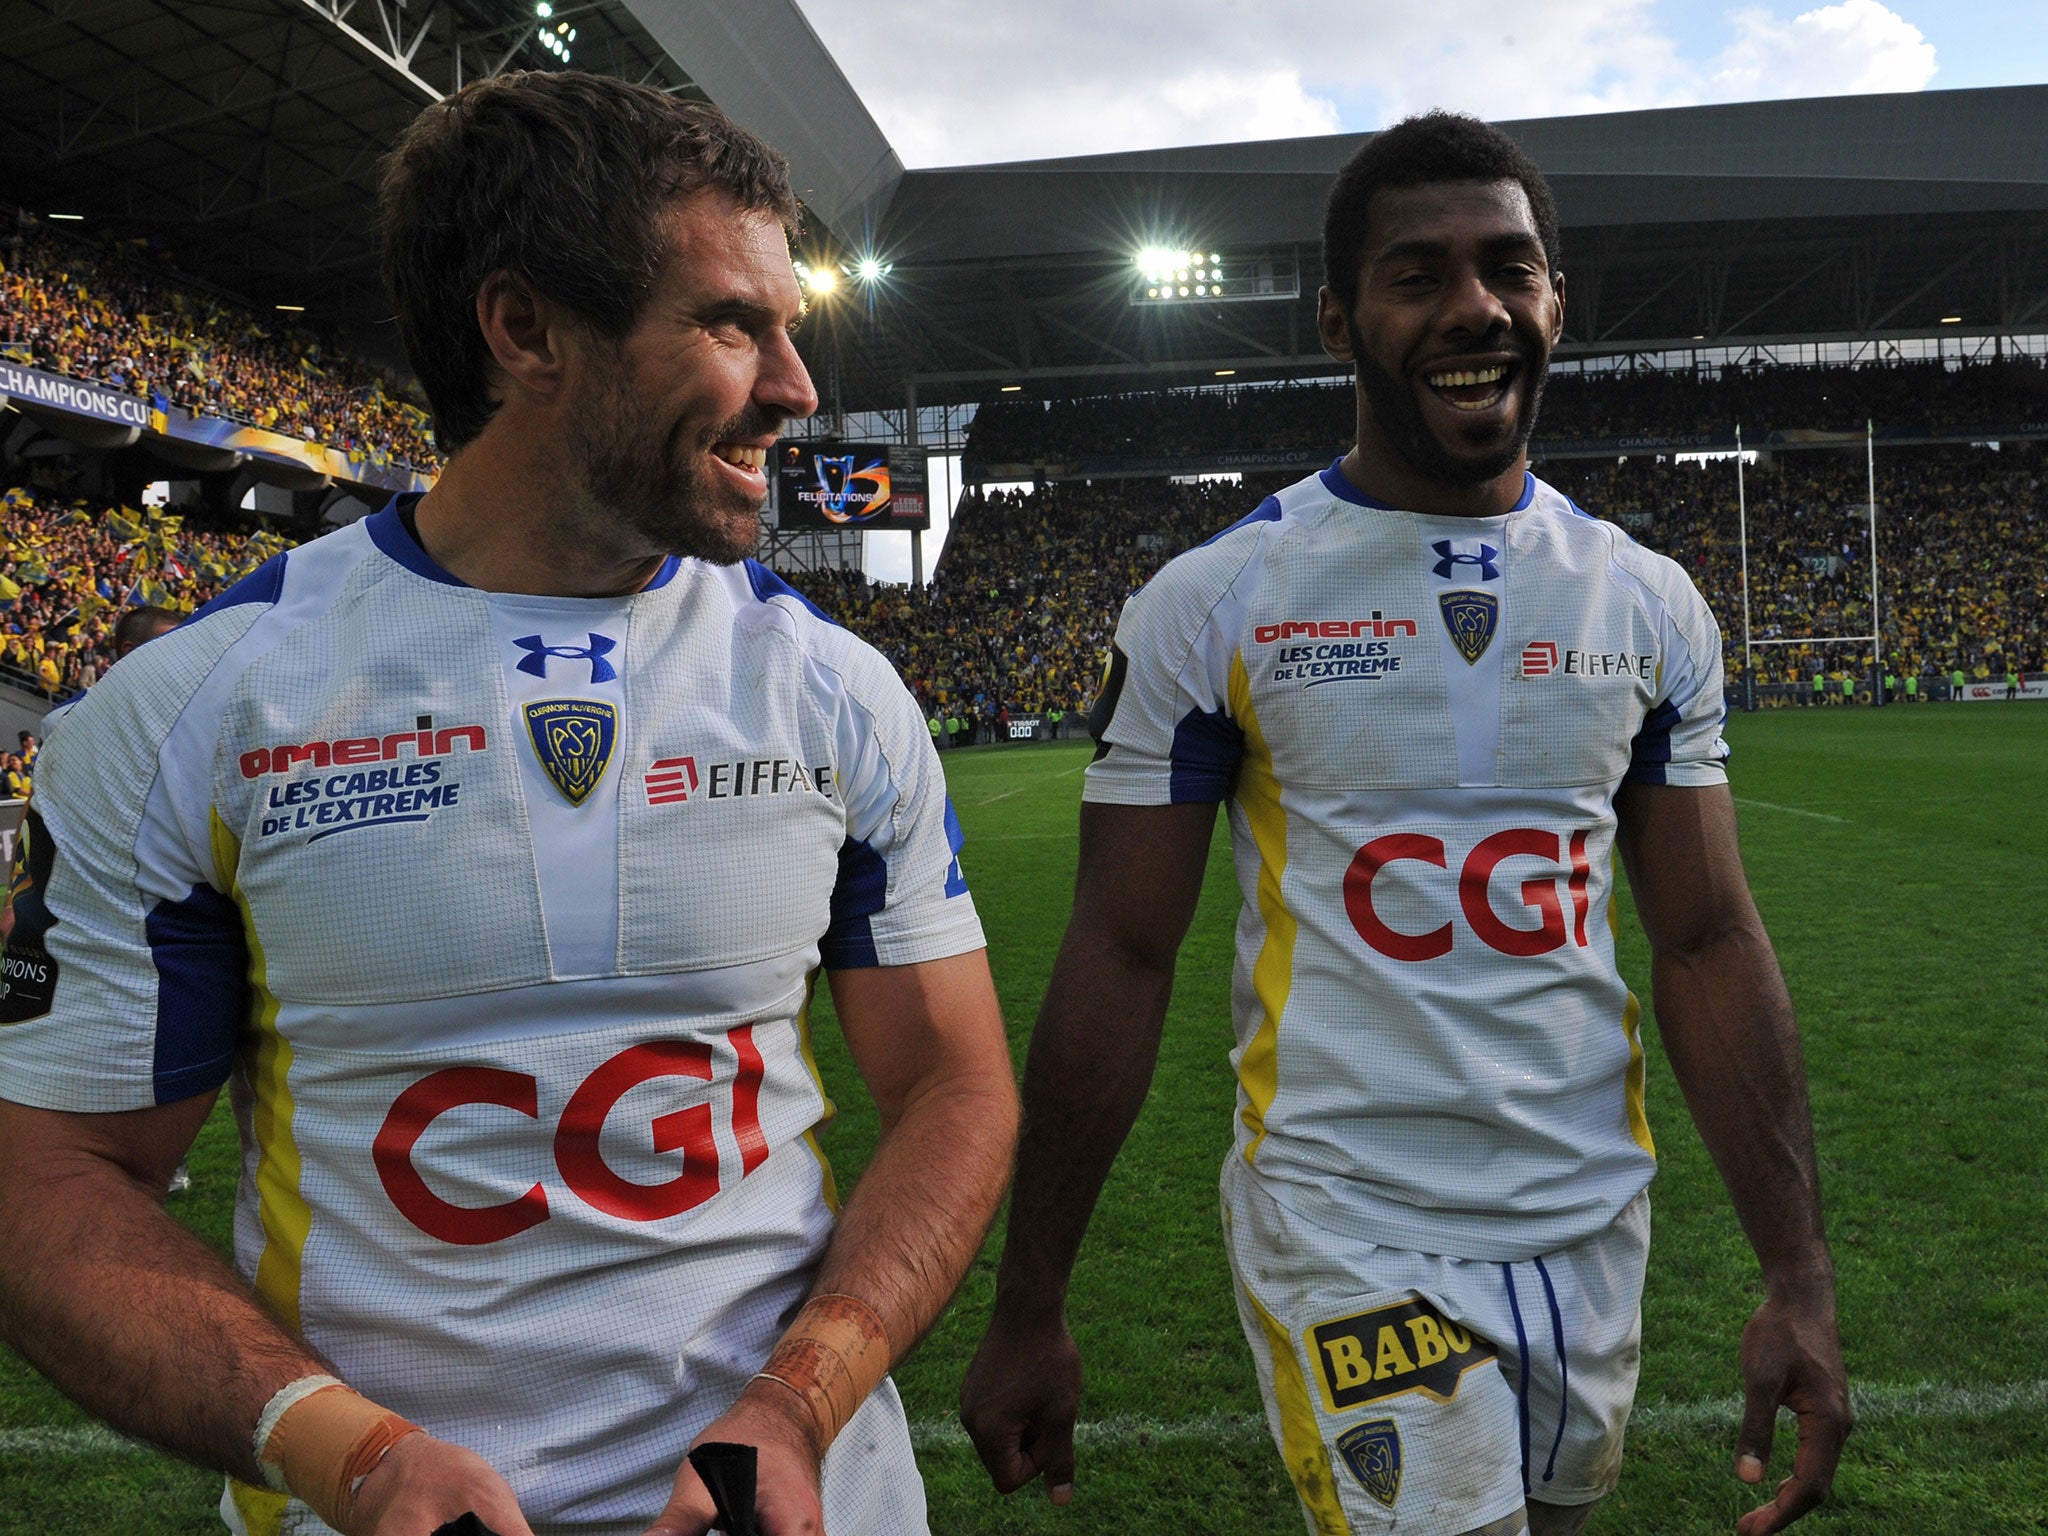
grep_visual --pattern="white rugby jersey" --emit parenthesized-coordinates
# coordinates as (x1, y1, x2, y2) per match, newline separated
(1088, 463, 1728, 1263)
(0, 499, 982, 1535)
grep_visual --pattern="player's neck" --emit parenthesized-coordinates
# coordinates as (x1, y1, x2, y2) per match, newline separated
(412, 424, 668, 598)
(1338, 438, 1528, 520)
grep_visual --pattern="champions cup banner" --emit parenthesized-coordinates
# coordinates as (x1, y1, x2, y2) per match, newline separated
(776, 443, 930, 531)
(0, 363, 432, 496)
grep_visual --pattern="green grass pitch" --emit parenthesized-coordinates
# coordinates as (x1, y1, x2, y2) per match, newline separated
(3, 706, 2044, 1533)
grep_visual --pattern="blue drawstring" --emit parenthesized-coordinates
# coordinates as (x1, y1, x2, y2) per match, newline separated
(1500, 1263, 1532, 1496)
(1534, 1256, 1569, 1483)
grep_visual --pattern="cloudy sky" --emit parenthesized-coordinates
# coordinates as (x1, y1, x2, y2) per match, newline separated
(794, 0, 2047, 167)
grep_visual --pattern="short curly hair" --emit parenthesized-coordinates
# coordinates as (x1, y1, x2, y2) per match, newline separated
(1323, 111, 1560, 311)
(379, 71, 801, 452)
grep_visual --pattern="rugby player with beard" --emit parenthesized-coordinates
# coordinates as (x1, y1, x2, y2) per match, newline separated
(0, 72, 1016, 1536)
(962, 112, 1848, 1536)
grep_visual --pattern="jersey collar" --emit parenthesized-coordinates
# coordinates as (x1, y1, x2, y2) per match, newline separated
(1320, 459, 1536, 515)
(365, 494, 684, 592)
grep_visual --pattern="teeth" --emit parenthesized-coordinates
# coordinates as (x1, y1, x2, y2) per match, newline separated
(711, 443, 767, 470)
(1425, 364, 1509, 389)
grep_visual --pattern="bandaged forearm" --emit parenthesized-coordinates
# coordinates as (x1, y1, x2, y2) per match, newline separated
(254, 1374, 422, 1534)
(752, 1293, 894, 1450)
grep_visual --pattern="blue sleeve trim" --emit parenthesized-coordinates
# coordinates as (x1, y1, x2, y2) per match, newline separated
(1199, 496, 1283, 548)
(745, 560, 835, 624)
(1169, 704, 1243, 803)
(145, 884, 247, 1104)
(365, 496, 468, 587)
(942, 796, 969, 898)
(821, 836, 888, 968)
(1624, 698, 1683, 786)
(186, 551, 287, 624)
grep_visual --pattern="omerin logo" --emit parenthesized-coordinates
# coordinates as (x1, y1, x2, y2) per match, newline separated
(645, 757, 700, 805)
(513, 632, 618, 684)
(1308, 1295, 1497, 1414)
(1438, 590, 1499, 665)
(1430, 539, 1500, 580)
(1522, 641, 1559, 676)
(525, 700, 618, 806)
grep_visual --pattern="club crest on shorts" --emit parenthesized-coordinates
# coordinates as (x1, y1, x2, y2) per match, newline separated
(524, 699, 617, 806)
(1335, 1419, 1402, 1509)
(1306, 1294, 1497, 1414)
(1438, 589, 1499, 665)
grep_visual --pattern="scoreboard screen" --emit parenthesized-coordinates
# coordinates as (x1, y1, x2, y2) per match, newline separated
(775, 442, 930, 531)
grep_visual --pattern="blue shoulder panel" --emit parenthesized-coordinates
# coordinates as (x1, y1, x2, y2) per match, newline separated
(1199, 496, 1284, 549)
(745, 560, 835, 624)
(186, 551, 286, 624)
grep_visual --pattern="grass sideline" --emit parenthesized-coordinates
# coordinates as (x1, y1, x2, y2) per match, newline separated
(3, 706, 2044, 1533)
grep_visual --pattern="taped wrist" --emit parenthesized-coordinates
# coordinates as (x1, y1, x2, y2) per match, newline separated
(254, 1376, 422, 1534)
(751, 1293, 893, 1453)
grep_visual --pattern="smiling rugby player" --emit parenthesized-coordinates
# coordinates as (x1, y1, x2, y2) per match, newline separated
(963, 111, 1849, 1536)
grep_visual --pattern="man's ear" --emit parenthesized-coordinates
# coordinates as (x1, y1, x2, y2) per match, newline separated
(1317, 285, 1356, 364)
(1548, 271, 1566, 347)
(474, 270, 570, 404)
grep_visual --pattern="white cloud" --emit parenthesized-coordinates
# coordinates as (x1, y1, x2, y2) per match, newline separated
(791, 0, 1941, 167)
(1709, 1, 1938, 100)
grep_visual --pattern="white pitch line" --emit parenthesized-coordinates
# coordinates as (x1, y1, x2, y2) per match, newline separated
(1734, 797, 1850, 825)
(14, 1379, 2044, 1463)
(1057, 759, 1092, 776)
(977, 787, 1026, 806)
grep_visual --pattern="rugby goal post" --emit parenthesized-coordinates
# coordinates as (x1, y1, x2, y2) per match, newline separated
(1732, 421, 1885, 710)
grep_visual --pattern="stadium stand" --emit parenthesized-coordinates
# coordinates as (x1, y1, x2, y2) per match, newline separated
(2, 217, 440, 472)
(964, 357, 2048, 465)
(0, 483, 291, 704)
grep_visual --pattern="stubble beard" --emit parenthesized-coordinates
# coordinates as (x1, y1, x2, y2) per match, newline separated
(1350, 321, 1548, 489)
(565, 368, 769, 568)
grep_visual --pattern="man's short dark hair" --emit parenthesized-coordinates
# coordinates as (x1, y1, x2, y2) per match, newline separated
(378, 70, 803, 453)
(1322, 111, 1561, 311)
(113, 605, 182, 658)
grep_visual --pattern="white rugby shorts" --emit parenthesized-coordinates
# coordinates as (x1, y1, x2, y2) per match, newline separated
(1223, 1157, 1648, 1536)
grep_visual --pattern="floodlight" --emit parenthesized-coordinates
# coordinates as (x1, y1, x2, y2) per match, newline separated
(852, 256, 890, 283)
(1195, 284, 1208, 296)
(806, 265, 837, 295)
(1178, 285, 1189, 296)
(536, 1, 552, 13)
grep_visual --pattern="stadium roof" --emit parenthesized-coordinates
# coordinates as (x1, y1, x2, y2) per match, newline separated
(6, 3, 2046, 414)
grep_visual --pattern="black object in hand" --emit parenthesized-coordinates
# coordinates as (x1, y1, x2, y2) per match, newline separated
(689, 1441, 760, 1536)
(430, 1517, 502, 1536)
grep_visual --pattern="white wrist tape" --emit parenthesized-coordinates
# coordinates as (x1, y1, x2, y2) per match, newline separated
(252, 1373, 345, 1492)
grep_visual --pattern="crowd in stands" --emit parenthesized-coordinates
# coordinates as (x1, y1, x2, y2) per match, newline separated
(965, 355, 2048, 463)
(0, 483, 290, 702)
(1, 220, 439, 471)
(783, 476, 1292, 738)
(1544, 444, 2045, 696)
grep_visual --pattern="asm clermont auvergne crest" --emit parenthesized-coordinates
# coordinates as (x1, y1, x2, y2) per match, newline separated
(1437, 589, 1500, 665)
(1336, 1419, 1403, 1508)
(524, 699, 617, 806)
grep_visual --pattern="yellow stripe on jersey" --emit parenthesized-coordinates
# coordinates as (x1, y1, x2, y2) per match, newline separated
(1244, 1283, 1353, 1535)
(1608, 884, 1656, 1157)
(226, 1477, 289, 1536)
(795, 970, 841, 1213)
(1227, 651, 1297, 1167)
(213, 811, 314, 1333)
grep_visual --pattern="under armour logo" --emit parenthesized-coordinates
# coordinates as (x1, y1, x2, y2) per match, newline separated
(1431, 541, 1501, 581)
(513, 632, 618, 684)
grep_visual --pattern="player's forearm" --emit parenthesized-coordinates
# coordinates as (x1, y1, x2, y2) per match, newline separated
(1652, 925, 1834, 1291)
(989, 926, 1175, 1319)
(812, 1053, 1019, 1359)
(0, 1150, 322, 1481)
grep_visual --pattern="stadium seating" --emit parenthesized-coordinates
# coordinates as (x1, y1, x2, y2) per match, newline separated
(0, 484, 290, 705)
(964, 357, 2048, 464)
(2, 221, 439, 471)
